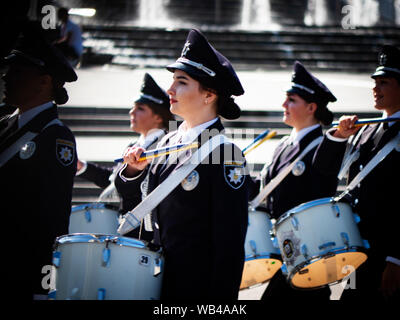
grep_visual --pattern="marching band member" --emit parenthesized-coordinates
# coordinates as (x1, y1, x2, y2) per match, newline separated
(76, 73, 173, 240)
(116, 29, 249, 300)
(0, 27, 77, 300)
(249, 61, 338, 301)
(314, 45, 400, 302)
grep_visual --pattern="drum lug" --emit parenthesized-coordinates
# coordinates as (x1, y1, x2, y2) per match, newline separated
(301, 244, 308, 258)
(281, 263, 288, 275)
(353, 213, 361, 224)
(332, 204, 340, 217)
(97, 288, 106, 300)
(272, 236, 279, 249)
(318, 241, 336, 251)
(290, 215, 299, 230)
(84, 207, 91, 223)
(153, 257, 163, 277)
(249, 240, 257, 254)
(102, 240, 111, 267)
(341, 232, 350, 247)
(362, 239, 370, 249)
(52, 251, 61, 268)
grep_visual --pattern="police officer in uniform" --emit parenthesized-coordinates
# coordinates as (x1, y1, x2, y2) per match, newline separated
(249, 61, 338, 301)
(315, 45, 400, 302)
(0, 29, 77, 300)
(77, 73, 173, 240)
(117, 29, 249, 300)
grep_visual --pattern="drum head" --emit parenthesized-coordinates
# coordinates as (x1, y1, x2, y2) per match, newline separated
(290, 251, 367, 289)
(240, 258, 282, 289)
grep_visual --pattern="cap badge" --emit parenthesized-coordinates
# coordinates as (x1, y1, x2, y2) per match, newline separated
(19, 141, 36, 159)
(181, 41, 191, 57)
(379, 53, 387, 66)
(181, 169, 199, 191)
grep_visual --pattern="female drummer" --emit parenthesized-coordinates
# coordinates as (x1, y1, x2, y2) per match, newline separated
(249, 61, 339, 301)
(76, 73, 173, 240)
(314, 45, 400, 302)
(117, 29, 248, 300)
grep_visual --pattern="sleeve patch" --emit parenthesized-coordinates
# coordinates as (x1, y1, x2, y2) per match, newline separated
(223, 160, 246, 189)
(56, 139, 75, 166)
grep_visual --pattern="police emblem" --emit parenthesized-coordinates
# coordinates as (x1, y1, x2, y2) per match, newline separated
(224, 161, 245, 189)
(19, 141, 36, 159)
(56, 139, 75, 166)
(379, 53, 387, 65)
(181, 170, 199, 191)
(280, 230, 301, 267)
(181, 41, 191, 57)
(292, 160, 305, 176)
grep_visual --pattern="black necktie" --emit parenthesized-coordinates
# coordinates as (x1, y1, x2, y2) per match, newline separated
(373, 123, 388, 147)
(280, 139, 296, 161)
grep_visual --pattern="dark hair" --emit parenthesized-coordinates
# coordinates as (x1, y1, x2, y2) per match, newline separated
(299, 93, 334, 126)
(148, 103, 175, 128)
(314, 102, 334, 126)
(52, 79, 69, 104)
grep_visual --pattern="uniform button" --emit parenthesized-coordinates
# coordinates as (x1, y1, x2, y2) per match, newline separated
(354, 199, 359, 205)
(359, 164, 363, 171)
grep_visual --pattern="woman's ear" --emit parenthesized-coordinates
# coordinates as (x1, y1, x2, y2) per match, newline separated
(307, 102, 318, 115)
(204, 90, 217, 105)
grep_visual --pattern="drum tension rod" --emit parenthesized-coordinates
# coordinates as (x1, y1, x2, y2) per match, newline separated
(102, 239, 111, 267)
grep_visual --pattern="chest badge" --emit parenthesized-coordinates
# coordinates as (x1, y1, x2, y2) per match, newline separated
(19, 141, 36, 159)
(181, 170, 199, 191)
(292, 161, 305, 176)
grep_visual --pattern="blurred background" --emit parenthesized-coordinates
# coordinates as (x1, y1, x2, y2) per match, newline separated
(1, 0, 400, 206)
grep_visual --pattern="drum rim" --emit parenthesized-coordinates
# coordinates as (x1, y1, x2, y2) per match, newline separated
(275, 197, 335, 227)
(55, 233, 146, 249)
(71, 202, 119, 213)
(284, 246, 368, 290)
(245, 252, 282, 262)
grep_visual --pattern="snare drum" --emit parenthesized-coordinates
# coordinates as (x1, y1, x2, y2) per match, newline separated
(274, 198, 368, 289)
(240, 209, 282, 289)
(50, 234, 163, 300)
(69, 203, 119, 234)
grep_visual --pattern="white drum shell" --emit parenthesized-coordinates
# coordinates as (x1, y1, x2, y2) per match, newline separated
(275, 198, 367, 288)
(52, 234, 163, 300)
(69, 203, 119, 234)
(240, 210, 281, 289)
(244, 210, 280, 260)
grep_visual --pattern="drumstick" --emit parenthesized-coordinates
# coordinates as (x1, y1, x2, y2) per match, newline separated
(243, 131, 277, 156)
(242, 129, 269, 154)
(332, 116, 400, 128)
(114, 142, 200, 163)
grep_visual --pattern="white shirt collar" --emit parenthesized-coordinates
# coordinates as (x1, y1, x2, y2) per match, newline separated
(289, 124, 321, 144)
(175, 117, 219, 144)
(15, 101, 53, 129)
(383, 110, 400, 127)
(136, 128, 165, 148)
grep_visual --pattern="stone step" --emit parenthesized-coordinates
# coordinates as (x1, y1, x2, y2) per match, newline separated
(80, 25, 400, 71)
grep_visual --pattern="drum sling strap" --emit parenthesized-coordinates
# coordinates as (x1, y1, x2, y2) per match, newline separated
(117, 134, 229, 235)
(249, 136, 323, 210)
(0, 118, 62, 168)
(335, 132, 400, 201)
